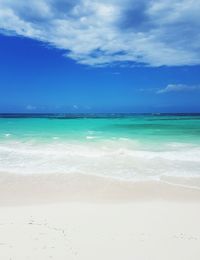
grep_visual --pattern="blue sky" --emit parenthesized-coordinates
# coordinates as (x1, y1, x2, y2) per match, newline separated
(0, 0, 200, 113)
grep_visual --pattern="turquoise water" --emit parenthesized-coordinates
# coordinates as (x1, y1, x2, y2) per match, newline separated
(0, 115, 200, 179)
(1, 115, 200, 144)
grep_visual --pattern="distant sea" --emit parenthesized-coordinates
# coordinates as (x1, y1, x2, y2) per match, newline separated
(0, 113, 200, 180)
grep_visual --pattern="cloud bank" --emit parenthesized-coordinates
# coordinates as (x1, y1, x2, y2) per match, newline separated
(157, 84, 200, 94)
(0, 0, 200, 66)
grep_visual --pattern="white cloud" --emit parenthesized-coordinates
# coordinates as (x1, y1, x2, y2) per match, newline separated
(72, 104, 79, 109)
(0, 0, 200, 66)
(26, 105, 37, 110)
(157, 84, 200, 94)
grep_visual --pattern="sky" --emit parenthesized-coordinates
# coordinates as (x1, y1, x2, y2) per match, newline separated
(0, 0, 200, 113)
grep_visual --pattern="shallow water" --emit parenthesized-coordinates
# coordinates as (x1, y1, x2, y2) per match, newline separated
(0, 114, 200, 180)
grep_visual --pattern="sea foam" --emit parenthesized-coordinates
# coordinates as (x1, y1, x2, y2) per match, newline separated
(0, 138, 200, 180)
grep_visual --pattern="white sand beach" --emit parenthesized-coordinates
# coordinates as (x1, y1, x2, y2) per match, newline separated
(0, 173, 200, 260)
(1, 0, 200, 257)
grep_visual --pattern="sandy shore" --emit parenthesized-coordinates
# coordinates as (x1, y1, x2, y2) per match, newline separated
(0, 173, 200, 259)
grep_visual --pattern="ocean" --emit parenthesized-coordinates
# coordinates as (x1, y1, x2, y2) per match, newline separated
(0, 113, 200, 181)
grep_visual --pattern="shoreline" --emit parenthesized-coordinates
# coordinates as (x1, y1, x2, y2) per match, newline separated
(0, 172, 200, 259)
(1, 172, 200, 205)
